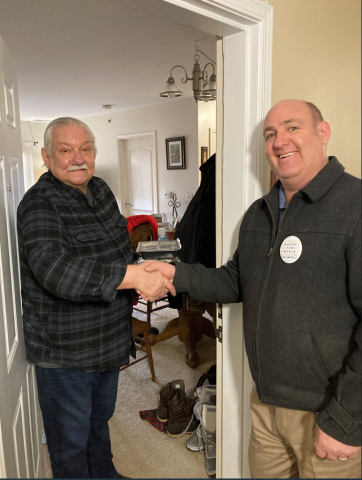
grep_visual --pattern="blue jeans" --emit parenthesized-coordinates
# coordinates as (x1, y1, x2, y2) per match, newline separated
(35, 366, 120, 478)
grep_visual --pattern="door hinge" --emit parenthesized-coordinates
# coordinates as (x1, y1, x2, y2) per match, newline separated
(216, 303, 223, 343)
(215, 325, 222, 343)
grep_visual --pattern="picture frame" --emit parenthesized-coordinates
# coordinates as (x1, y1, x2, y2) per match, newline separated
(201, 146, 208, 165)
(166, 136, 186, 170)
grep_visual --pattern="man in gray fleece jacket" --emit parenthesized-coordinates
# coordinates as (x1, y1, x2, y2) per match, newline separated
(146, 100, 361, 478)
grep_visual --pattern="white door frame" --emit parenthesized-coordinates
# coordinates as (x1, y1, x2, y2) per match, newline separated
(116, 131, 158, 215)
(159, 1, 273, 478)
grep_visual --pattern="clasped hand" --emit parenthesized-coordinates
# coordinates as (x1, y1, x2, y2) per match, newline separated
(129, 260, 176, 302)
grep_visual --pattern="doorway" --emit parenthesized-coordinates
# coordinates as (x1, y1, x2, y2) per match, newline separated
(117, 132, 158, 216)
(0, 0, 273, 477)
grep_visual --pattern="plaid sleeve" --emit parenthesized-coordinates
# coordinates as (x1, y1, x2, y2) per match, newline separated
(19, 196, 126, 303)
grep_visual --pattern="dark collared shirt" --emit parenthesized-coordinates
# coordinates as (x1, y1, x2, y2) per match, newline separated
(17, 171, 137, 372)
(278, 182, 288, 224)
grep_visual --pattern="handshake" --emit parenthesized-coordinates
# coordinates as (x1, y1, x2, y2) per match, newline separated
(118, 260, 177, 303)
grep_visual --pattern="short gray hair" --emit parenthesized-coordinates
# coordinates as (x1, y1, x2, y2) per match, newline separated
(44, 117, 97, 156)
(303, 101, 324, 134)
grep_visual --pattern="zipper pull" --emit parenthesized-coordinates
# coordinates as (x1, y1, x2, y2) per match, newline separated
(267, 247, 273, 256)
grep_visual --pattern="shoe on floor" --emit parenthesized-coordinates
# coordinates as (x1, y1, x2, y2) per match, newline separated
(202, 404, 216, 477)
(186, 424, 205, 453)
(167, 389, 199, 437)
(157, 379, 185, 422)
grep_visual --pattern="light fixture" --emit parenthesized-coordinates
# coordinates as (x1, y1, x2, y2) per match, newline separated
(160, 45, 216, 102)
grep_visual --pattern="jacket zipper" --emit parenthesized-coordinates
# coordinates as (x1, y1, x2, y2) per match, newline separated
(254, 195, 294, 393)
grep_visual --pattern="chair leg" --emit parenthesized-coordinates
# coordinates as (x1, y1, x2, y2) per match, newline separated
(147, 300, 152, 324)
(143, 330, 156, 382)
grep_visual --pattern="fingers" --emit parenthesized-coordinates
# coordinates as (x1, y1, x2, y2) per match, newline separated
(165, 278, 176, 296)
(347, 451, 360, 459)
(144, 261, 162, 273)
(136, 270, 175, 302)
(315, 444, 327, 459)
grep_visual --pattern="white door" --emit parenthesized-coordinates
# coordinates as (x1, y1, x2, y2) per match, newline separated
(117, 132, 158, 217)
(0, 34, 43, 478)
(215, 22, 272, 477)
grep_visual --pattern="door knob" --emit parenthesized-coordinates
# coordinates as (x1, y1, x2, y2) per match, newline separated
(125, 203, 131, 207)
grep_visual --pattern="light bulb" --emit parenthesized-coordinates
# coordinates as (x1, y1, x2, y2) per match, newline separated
(168, 92, 175, 98)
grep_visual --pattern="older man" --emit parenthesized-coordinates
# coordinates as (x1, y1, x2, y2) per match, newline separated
(146, 100, 361, 478)
(17, 117, 174, 478)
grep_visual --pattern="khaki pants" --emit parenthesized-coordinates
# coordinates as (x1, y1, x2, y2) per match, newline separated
(249, 389, 361, 478)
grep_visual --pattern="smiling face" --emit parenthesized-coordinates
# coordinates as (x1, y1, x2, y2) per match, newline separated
(263, 100, 331, 195)
(41, 123, 95, 194)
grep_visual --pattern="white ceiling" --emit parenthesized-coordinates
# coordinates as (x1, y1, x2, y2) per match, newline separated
(0, 0, 216, 121)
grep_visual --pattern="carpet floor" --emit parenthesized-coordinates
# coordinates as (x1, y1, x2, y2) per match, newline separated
(42, 300, 216, 478)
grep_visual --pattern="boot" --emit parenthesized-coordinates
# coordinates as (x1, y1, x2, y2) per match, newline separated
(186, 385, 217, 453)
(157, 379, 184, 422)
(167, 389, 199, 437)
(202, 404, 216, 477)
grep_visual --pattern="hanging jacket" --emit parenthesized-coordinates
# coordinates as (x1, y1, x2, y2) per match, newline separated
(175, 154, 215, 268)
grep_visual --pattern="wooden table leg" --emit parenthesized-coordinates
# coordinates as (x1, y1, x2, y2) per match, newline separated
(148, 300, 216, 368)
(148, 317, 179, 346)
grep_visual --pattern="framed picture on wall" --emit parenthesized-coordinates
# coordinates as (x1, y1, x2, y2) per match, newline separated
(166, 136, 186, 170)
(201, 146, 208, 164)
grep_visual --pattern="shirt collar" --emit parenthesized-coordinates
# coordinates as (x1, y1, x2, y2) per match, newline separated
(260, 156, 345, 209)
(279, 183, 288, 209)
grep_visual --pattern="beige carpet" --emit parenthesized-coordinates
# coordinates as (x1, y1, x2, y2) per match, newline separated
(42, 300, 216, 479)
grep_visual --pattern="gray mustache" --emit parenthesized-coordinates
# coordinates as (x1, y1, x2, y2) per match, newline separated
(67, 165, 88, 171)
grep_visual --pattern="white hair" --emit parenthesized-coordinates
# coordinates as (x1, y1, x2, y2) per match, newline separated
(44, 117, 97, 156)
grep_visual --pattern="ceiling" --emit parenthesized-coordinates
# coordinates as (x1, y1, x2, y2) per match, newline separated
(0, 0, 216, 121)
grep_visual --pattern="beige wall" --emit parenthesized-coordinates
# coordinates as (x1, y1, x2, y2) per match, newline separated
(270, 0, 361, 178)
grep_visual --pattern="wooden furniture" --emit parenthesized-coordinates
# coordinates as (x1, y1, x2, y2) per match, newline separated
(148, 297, 216, 368)
(120, 317, 156, 382)
(133, 296, 169, 323)
(128, 222, 152, 250)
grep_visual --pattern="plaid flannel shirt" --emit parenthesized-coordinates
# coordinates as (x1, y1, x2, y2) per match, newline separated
(17, 171, 138, 371)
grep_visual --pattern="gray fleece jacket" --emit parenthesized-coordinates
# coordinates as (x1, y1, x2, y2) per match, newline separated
(174, 157, 361, 446)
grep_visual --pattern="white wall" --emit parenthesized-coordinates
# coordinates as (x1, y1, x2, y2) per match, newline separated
(20, 121, 48, 182)
(198, 100, 216, 161)
(83, 98, 199, 219)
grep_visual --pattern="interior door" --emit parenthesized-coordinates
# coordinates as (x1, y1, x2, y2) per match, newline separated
(0, 34, 43, 478)
(215, 19, 272, 478)
(117, 132, 158, 217)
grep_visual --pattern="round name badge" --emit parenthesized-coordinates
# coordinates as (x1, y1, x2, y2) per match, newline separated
(280, 236, 302, 264)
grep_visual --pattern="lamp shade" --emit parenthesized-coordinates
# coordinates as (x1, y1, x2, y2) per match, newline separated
(202, 73, 216, 95)
(160, 77, 184, 98)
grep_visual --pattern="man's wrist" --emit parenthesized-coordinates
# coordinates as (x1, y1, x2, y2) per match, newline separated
(117, 265, 137, 290)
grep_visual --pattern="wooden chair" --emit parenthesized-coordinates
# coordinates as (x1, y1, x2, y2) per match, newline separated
(128, 222, 152, 250)
(120, 317, 156, 382)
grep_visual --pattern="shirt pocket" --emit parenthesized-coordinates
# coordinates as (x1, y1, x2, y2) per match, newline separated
(75, 231, 105, 243)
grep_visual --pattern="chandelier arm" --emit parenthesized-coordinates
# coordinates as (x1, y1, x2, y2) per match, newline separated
(196, 47, 216, 65)
(170, 65, 192, 84)
(202, 62, 215, 78)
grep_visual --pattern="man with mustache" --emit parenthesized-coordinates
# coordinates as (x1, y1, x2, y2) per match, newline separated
(17, 117, 175, 478)
(146, 100, 361, 478)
